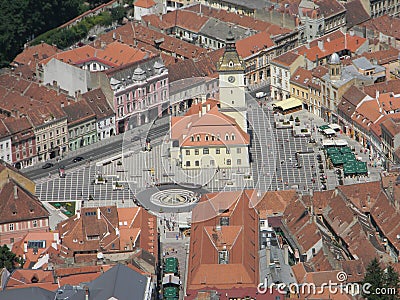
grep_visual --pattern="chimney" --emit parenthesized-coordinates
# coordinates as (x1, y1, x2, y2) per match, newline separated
(283, 245, 289, 265)
(24, 241, 28, 253)
(334, 186, 338, 196)
(198, 109, 202, 118)
(77, 210, 81, 219)
(14, 185, 18, 199)
(266, 247, 271, 267)
(201, 104, 207, 115)
(97, 207, 101, 220)
(206, 103, 211, 112)
(318, 40, 324, 51)
(376, 90, 380, 100)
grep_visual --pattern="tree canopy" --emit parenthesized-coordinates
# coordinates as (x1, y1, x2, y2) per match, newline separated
(0, 0, 89, 67)
(362, 258, 399, 300)
(0, 244, 21, 271)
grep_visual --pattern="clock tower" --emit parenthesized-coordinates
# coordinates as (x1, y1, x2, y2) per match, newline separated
(217, 31, 247, 132)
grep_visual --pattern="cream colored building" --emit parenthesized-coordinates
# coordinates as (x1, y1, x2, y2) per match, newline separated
(170, 100, 250, 170)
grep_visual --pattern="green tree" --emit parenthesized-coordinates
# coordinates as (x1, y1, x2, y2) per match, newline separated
(111, 7, 127, 24)
(362, 259, 400, 300)
(362, 258, 384, 300)
(0, 245, 20, 271)
(384, 265, 400, 300)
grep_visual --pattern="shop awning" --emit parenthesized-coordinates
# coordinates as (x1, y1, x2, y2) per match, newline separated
(329, 124, 341, 131)
(273, 98, 303, 111)
(164, 287, 178, 298)
(162, 274, 180, 286)
(319, 125, 330, 131)
(334, 139, 348, 147)
(323, 128, 336, 135)
(344, 162, 357, 175)
(340, 146, 352, 154)
(322, 139, 336, 147)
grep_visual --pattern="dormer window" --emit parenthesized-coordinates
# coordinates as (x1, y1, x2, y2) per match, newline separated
(218, 250, 229, 264)
(229, 60, 234, 67)
(196, 135, 200, 142)
(205, 135, 209, 141)
(190, 136, 194, 142)
(225, 134, 229, 141)
(231, 134, 235, 141)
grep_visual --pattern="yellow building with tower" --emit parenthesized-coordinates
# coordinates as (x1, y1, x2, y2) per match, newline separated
(170, 33, 250, 170)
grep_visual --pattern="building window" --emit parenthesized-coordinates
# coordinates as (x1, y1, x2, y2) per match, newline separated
(210, 160, 215, 166)
(225, 134, 229, 141)
(237, 159, 242, 165)
(185, 161, 191, 167)
(237, 148, 241, 154)
(195, 160, 200, 167)
(195, 149, 199, 155)
(9, 223, 14, 231)
(196, 135, 200, 141)
(218, 250, 229, 264)
(227, 159, 231, 165)
(203, 148, 209, 154)
(220, 217, 230, 226)
(33, 220, 38, 227)
(226, 148, 230, 154)
(186, 150, 190, 155)
(216, 148, 220, 154)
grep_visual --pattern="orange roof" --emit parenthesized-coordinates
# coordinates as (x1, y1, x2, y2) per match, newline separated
(134, 0, 156, 8)
(236, 31, 275, 58)
(40, 41, 149, 68)
(296, 31, 367, 61)
(189, 264, 254, 290)
(255, 190, 297, 218)
(171, 104, 250, 147)
(13, 43, 60, 71)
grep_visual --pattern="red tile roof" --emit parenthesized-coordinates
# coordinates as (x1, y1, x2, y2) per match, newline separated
(161, 10, 209, 32)
(361, 15, 400, 40)
(171, 104, 250, 147)
(97, 22, 206, 60)
(272, 51, 300, 67)
(187, 190, 259, 291)
(344, 0, 370, 28)
(296, 31, 367, 61)
(134, 0, 156, 8)
(12, 43, 60, 71)
(0, 180, 49, 224)
(62, 99, 96, 126)
(236, 31, 275, 58)
(40, 41, 150, 68)
(255, 190, 297, 218)
(185, 4, 291, 34)
(362, 79, 400, 97)
(82, 88, 114, 119)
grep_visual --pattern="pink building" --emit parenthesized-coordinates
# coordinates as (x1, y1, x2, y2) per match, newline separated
(107, 55, 169, 133)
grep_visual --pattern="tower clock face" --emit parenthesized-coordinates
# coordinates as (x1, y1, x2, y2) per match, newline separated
(228, 76, 235, 83)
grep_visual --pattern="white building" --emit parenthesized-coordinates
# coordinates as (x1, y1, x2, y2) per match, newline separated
(0, 120, 12, 164)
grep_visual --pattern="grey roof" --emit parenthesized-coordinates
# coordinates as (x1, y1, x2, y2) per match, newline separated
(322, 64, 374, 88)
(329, 53, 340, 65)
(352, 57, 375, 70)
(212, 0, 271, 10)
(87, 264, 149, 300)
(199, 18, 254, 42)
(0, 287, 55, 300)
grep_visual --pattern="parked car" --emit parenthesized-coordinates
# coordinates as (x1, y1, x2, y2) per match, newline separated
(42, 162, 54, 169)
(73, 156, 84, 163)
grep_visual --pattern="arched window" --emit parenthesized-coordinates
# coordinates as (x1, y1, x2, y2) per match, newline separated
(225, 134, 229, 141)
(231, 134, 235, 141)
(196, 135, 200, 141)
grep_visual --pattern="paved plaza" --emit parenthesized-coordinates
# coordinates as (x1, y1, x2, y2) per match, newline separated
(35, 98, 383, 212)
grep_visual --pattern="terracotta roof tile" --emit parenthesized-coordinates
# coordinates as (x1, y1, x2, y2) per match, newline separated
(0, 180, 49, 224)
(272, 51, 300, 67)
(344, 0, 370, 28)
(82, 88, 114, 119)
(134, 0, 156, 8)
(255, 190, 297, 218)
(12, 43, 60, 72)
(296, 31, 367, 61)
(62, 99, 96, 126)
(361, 15, 400, 40)
(361, 47, 400, 65)
(236, 31, 275, 58)
(363, 79, 400, 97)
(188, 190, 259, 291)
